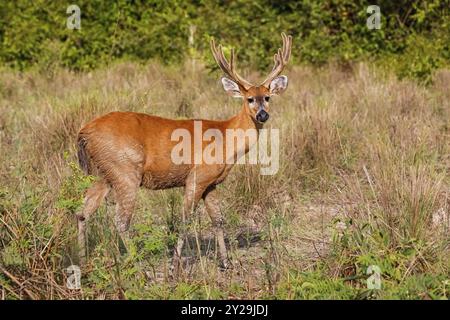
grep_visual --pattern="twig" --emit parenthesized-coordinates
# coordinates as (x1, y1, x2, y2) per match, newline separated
(0, 266, 38, 300)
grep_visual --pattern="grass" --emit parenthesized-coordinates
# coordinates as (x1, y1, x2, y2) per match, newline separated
(0, 61, 449, 299)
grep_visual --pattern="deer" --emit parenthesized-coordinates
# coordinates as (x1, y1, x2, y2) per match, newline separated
(76, 33, 292, 271)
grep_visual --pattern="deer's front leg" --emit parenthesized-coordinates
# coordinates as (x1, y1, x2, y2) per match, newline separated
(203, 186, 230, 270)
(172, 176, 205, 275)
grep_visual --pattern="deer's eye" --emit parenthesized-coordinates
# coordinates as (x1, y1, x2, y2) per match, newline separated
(264, 96, 270, 102)
(247, 97, 255, 104)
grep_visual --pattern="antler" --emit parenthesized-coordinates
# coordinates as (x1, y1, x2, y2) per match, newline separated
(261, 33, 292, 88)
(210, 38, 253, 90)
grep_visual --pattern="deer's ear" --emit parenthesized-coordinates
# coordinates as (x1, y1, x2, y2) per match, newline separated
(269, 75, 288, 95)
(221, 77, 242, 98)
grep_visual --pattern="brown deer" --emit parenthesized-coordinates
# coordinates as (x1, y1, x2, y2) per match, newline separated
(76, 33, 292, 270)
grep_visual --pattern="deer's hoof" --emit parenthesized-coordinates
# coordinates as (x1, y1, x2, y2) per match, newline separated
(115, 215, 130, 233)
(219, 258, 233, 271)
(169, 257, 183, 280)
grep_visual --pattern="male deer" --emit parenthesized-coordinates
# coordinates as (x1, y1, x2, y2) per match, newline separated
(76, 33, 292, 270)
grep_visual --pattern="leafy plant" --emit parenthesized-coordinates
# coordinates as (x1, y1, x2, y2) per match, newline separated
(56, 153, 95, 214)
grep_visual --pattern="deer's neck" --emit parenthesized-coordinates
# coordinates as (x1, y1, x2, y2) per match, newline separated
(225, 105, 262, 158)
(228, 105, 263, 130)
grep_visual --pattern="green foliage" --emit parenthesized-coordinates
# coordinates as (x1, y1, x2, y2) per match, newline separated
(0, 1, 448, 81)
(276, 268, 448, 299)
(275, 217, 448, 300)
(133, 222, 176, 261)
(276, 270, 359, 299)
(390, 34, 449, 85)
(56, 153, 95, 214)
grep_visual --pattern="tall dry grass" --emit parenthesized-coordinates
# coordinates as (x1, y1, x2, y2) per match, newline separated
(0, 61, 449, 299)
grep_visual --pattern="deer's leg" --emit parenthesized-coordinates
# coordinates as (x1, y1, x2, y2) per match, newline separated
(113, 174, 141, 234)
(203, 186, 230, 269)
(77, 179, 111, 263)
(109, 173, 141, 257)
(172, 176, 206, 275)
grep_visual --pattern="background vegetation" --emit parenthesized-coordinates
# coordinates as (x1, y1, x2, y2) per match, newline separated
(0, 1, 449, 300)
(0, 1, 449, 82)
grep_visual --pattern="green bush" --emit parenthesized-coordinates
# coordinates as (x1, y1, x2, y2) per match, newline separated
(0, 1, 448, 81)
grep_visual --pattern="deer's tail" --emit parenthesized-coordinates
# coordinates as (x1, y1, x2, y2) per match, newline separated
(77, 135, 90, 175)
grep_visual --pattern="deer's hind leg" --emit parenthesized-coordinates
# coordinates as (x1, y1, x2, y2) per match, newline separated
(93, 168, 141, 257)
(111, 172, 142, 234)
(77, 179, 111, 262)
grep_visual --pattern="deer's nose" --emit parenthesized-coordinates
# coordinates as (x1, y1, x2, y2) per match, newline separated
(256, 110, 269, 123)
